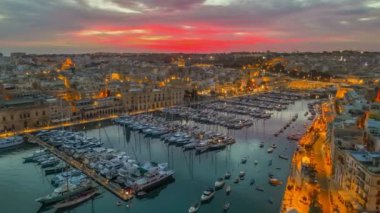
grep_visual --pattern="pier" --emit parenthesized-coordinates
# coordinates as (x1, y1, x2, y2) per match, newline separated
(25, 134, 134, 201)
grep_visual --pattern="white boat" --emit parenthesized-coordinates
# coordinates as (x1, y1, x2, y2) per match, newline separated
(200, 188, 215, 202)
(214, 177, 225, 189)
(0, 136, 23, 149)
(239, 171, 245, 178)
(224, 172, 231, 179)
(267, 148, 274, 153)
(188, 202, 200, 213)
(225, 185, 231, 195)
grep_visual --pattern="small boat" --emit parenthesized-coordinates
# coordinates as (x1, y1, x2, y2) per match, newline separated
(188, 202, 200, 213)
(271, 144, 277, 149)
(250, 178, 255, 185)
(223, 202, 230, 211)
(224, 172, 231, 179)
(268, 198, 273, 204)
(268, 159, 272, 166)
(200, 188, 215, 202)
(256, 186, 264, 191)
(269, 178, 283, 186)
(267, 148, 274, 153)
(239, 176, 245, 181)
(136, 191, 147, 198)
(116, 201, 122, 206)
(233, 178, 239, 184)
(259, 143, 264, 148)
(239, 171, 245, 178)
(54, 188, 99, 209)
(254, 160, 258, 165)
(215, 177, 225, 189)
(279, 155, 288, 160)
(225, 185, 231, 195)
(241, 157, 247, 164)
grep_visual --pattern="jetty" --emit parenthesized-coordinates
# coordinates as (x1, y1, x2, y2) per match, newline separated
(25, 134, 133, 201)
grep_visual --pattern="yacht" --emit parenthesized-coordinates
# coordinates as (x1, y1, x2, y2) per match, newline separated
(0, 136, 23, 149)
(225, 185, 231, 195)
(36, 181, 94, 205)
(200, 188, 215, 202)
(188, 202, 200, 213)
(224, 172, 231, 179)
(214, 177, 225, 189)
(132, 165, 174, 192)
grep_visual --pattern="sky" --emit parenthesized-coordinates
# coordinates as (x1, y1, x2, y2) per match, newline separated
(0, 0, 379, 54)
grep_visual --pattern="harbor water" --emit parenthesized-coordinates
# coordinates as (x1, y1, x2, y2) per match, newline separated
(0, 100, 311, 213)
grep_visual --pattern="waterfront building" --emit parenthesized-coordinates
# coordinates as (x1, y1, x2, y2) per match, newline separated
(0, 96, 53, 133)
(330, 90, 380, 212)
(122, 86, 185, 112)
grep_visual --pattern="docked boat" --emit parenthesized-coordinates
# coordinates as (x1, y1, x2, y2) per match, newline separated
(224, 172, 231, 179)
(36, 181, 94, 205)
(200, 188, 215, 202)
(54, 188, 99, 209)
(23, 149, 48, 163)
(214, 177, 225, 189)
(0, 136, 23, 149)
(269, 178, 283, 186)
(225, 185, 231, 195)
(279, 155, 288, 160)
(188, 202, 200, 213)
(132, 163, 174, 192)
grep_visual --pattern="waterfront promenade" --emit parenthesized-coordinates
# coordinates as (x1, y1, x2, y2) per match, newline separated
(25, 134, 134, 201)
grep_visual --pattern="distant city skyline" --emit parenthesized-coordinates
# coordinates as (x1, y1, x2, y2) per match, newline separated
(0, 0, 379, 54)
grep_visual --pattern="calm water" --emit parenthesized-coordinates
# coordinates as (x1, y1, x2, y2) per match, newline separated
(0, 100, 311, 213)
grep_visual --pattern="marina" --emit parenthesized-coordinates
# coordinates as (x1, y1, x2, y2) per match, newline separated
(0, 92, 313, 213)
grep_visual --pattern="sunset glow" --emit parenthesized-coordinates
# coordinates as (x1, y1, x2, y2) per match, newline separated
(0, 0, 379, 53)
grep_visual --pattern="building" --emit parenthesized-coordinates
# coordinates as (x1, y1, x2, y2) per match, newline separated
(0, 97, 53, 133)
(123, 86, 185, 112)
(330, 89, 380, 212)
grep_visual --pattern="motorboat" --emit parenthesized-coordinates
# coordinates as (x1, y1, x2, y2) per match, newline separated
(224, 172, 231, 179)
(214, 177, 225, 189)
(188, 202, 200, 213)
(233, 177, 239, 184)
(269, 178, 283, 186)
(225, 185, 231, 195)
(200, 188, 215, 202)
(267, 148, 274, 153)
